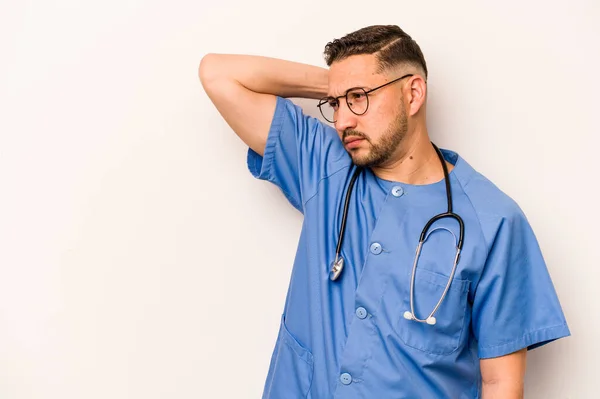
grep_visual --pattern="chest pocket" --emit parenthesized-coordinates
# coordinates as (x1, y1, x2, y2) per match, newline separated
(396, 265, 470, 356)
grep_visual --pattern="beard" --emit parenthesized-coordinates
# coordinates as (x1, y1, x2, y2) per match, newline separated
(343, 105, 408, 168)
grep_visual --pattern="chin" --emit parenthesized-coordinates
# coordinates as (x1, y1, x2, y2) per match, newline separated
(348, 149, 367, 163)
(350, 153, 374, 167)
(351, 150, 391, 168)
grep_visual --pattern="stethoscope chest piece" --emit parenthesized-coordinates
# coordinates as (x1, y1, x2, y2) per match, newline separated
(329, 257, 344, 281)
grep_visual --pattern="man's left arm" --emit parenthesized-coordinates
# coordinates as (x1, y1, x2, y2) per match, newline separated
(480, 348, 527, 398)
(470, 206, 569, 396)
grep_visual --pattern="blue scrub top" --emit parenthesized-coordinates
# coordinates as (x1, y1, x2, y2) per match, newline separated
(246, 96, 570, 398)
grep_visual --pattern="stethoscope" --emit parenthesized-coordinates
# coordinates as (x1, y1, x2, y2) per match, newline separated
(329, 143, 465, 326)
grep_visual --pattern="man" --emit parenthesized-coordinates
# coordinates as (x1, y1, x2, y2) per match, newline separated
(199, 25, 569, 398)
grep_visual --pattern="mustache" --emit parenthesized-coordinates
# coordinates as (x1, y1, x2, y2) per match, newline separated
(342, 130, 370, 142)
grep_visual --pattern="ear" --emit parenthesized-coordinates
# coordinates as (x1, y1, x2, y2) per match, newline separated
(406, 75, 427, 116)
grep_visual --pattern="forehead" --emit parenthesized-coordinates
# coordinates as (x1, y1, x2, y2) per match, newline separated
(328, 54, 383, 97)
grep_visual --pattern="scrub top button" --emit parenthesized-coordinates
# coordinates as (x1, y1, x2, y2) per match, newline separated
(340, 372, 352, 385)
(356, 307, 367, 319)
(392, 186, 404, 197)
(370, 242, 382, 254)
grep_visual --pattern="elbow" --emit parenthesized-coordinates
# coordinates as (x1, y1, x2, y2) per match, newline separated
(198, 53, 221, 88)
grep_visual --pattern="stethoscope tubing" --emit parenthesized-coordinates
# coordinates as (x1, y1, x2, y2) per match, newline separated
(330, 142, 465, 326)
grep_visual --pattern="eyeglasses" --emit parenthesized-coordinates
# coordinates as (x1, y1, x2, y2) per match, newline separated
(317, 73, 414, 124)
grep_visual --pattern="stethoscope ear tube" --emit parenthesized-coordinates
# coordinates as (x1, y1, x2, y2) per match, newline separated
(405, 144, 465, 325)
(406, 219, 463, 325)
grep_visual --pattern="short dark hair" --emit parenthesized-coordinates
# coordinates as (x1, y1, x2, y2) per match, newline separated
(323, 25, 428, 79)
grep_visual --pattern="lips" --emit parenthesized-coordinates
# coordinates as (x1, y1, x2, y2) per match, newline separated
(344, 137, 365, 149)
(344, 137, 364, 145)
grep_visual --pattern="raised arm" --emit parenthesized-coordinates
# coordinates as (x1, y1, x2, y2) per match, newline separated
(198, 54, 329, 156)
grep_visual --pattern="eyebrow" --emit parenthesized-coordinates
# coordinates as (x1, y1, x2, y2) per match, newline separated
(327, 85, 373, 98)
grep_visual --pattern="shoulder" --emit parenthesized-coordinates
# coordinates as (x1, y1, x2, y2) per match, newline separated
(448, 150, 530, 247)
(274, 96, 350, 168)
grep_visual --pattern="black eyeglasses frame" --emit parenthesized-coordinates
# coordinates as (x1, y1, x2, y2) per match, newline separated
(317, 73, 415, 123)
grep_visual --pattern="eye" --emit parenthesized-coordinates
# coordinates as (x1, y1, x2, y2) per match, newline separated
(326, 98, 339, 109)
(347, 90, 367, 104)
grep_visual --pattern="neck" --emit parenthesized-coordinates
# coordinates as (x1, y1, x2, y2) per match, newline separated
(370, 131, 453, 185)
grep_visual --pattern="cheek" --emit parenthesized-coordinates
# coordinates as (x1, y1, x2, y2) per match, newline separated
(360, 106, 392, 139)
(375, 100, 398, 122)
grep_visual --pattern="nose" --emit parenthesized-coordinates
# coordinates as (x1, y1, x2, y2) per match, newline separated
(334, 101, 358, 133)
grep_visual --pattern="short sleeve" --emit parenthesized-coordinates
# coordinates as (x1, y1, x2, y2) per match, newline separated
(471, 207, 570, 359)
(247, 96, 347, 213)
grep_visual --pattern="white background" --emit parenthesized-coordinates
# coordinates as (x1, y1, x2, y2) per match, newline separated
(0, 0, 597, 397)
